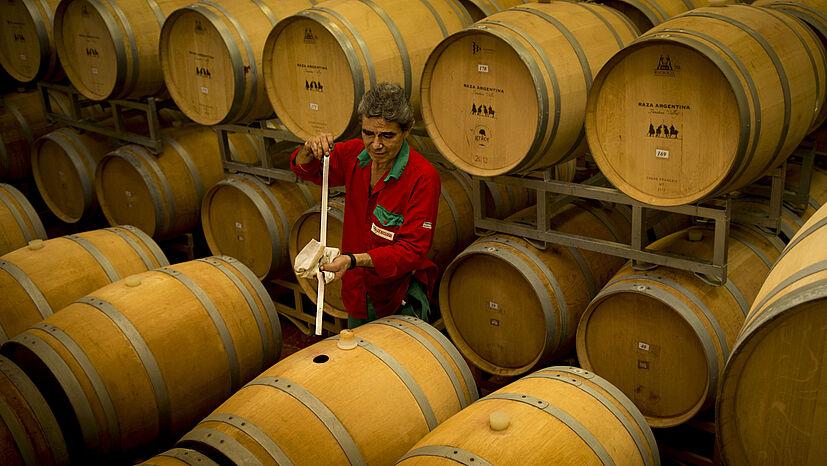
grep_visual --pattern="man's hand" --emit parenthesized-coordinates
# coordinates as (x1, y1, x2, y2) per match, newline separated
(320, 254, 349, 283)
(296, 133, 335, 165)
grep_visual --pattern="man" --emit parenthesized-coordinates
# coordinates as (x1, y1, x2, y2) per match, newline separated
(291, 82, 441, 328)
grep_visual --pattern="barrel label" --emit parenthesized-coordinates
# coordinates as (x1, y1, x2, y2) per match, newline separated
(655, 149, 669, 159)
(638, 341, 650, 351)
(309, 103, 319, 111)
(478, 64, 489, 73)
(489, 301, 499, 310)
(638, 360, 650, 369)
(654, 55, 678, 77)
(472, 125, 490, 147)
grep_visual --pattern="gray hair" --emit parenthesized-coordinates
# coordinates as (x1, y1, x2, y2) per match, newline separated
(357, 82, 414, 131)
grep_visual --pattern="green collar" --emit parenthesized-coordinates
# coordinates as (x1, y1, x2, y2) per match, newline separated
(357, 140, 410, 182)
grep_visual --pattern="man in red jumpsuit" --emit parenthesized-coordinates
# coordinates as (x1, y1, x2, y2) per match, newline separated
(291, 82, 441, 328)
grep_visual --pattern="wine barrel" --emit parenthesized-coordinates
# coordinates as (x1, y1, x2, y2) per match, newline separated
(576, 223, 783, 427)
(0, 0, 63, 83)
(440, 201, 631, 376)
(160, 0, 314, 125)
(716, 204, 827, 465)
(1, 256, 282, 462)
(0, 183, 46, 256)
(597, 0, 725, 32)
(586, 4, 827, 206)
(201, 174, 320, 280)
(398, 366, 659, 466)
(0, 225, 168, 344)
(176, 316, 477, 465)
(138, 448, 218, 466)
(459, 0, 529, 22)
(263, 0, 473, 140)
(53, 0, 192, 100)
(0, 355, 68, 466)
(420, 1, 638, 176)
(95, 125, 261, 239)
(289, 167, 475, 318)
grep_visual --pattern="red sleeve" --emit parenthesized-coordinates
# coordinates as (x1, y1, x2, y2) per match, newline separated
(290, 140, 361, 187)
(368, 166, 441, 279)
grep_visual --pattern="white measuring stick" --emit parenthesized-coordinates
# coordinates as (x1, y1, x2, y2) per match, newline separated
(315, 151, 331, 335)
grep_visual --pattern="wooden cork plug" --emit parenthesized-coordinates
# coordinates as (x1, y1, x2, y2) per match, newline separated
(489, 411, 510, 431)
(337, 329, 357, 350)
(125, 275, 142, 287)
(687, 230, 704, 242)
(28, 239, 44, 250)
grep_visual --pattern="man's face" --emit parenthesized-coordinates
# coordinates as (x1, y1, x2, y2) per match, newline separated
(360, 116, 410, 167)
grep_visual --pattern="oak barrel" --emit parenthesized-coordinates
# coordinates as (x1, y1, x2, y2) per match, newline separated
(398, 366, 659, 466)
(586, 4, 827, 206)
(439, 201, 631, 376)
(289, 166, 475, 318)
(0, 225, 168, 344)
(0, 183, 46, 256)
(138, 448, 218, 466)
(716, 203, 827, 465)
(176, 316, 477, 465)
(160, 0, 314, 125)
(95, 125, 260, 239)
(420, 1, 638, 176)
(1, 256, 282, 462)
(201, 174, 320, 280)
(0, 355, 68, 466)
(0, 0, 63, 83)
(459, 0, 529, 22)
(54, 0, 192, 100)
(576, 224, 783, 427)
(263, 0, 473, 140)
(597, 0, 723, 32)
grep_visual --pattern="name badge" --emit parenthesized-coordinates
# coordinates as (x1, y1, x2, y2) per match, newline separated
(371, 223, 395, 241)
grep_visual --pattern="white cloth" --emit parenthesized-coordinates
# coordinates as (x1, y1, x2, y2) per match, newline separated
(294, 239, 339, 284)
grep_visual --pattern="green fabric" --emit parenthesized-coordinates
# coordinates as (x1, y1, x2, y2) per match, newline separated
(347, 276, 430, 329)
(373, 205, 404, 227)
(357, 140, 410, 182)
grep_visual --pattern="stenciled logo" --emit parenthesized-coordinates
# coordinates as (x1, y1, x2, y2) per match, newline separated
(195, 66, 211, 78)
(473, 124, 491, 147)
(472, 41, 481, 55)
(647, 122, 679, 139)
(655, 55, 678, 77)
(195, 19, 204, 33)
(85, 47, 98, 57)
(471, 103, 495, 118)
(13, 32, 25, 41)
(305, 80, 324, 91)
(304, 27, 316, 44)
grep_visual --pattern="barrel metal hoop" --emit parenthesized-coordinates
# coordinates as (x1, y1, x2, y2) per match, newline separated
(198, 257, 273, 365)
(128, 146, 176, 235)
(443, 0, 473, 26)
(64, 235, 120, 282)
(156, 267, 241, 390)
(245, 376, 365, 465)
(0, 134, 9, 175)
(596, 1, 640, 35)
(597, 278, 721, 394)
(568, 2, 623, 48)
(483, 181, 506, 218)
(250, 0, 279, 26)
(200, 413, 292, 465)
(747, 259, 827, 331)
(721, 278, 750, 318)
(414, 0, 448, 38)
(482, 392, 616, 466)
(729, 231, 773, 269)
(103, 227, 154, 269)
(398, 445, 495, 465)
(545, 366, 659, 462)
(777, 216, 827, 264)
(4, 99, 34, 146)
(179, 428, 264, 465)
(110, 148, 169, 236)
(355, 0, 412, 100)
(565, 246, 596, 299)
(0, 393, 36, 464)
(0, 356, 69, 462)
(623, 0, 666, 25)
(297, 182, 315, 208)
(526, 372, 653, 466)
(372, 318, 468, 408)
(382, 315, 479, 402)
(473, 23, 553, 172)
(445, 169, 473, 225)
(187, 4, 246, 122)
(740, 223, 784, 254)
(637, 33, 752, 189)
(467, 237, 564, 358)
(145, 0, 165, 27)
(576, 201, 623, 243)
(0, 189, 34, 242)
(739, 278, 827, 346)
(0, 259, 53, 319)
(440, 184, 465, 252)
(298, 10, 366, 138)
(240, 174, 290, 272)
(215, 255, 282, 351)
(199, 1, 259, 122)
(227, 137, 240, 162)
(157, 447, 220, 465)
(116, 225, 169, 266)
(32, 322, 117, 453)
(75, 296, 172, 444)
(682, 10, 791, 177)
(97, 0, 138, 97)
(28, 0, 54, 77)
(162, 134, 204, 201)
(336, 335, 438, 430)
(0, 183, 43, 240)
(49, 129, 96, 210)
